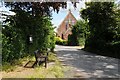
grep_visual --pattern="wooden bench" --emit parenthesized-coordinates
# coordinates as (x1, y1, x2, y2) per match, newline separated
(34, 50, 48, 68)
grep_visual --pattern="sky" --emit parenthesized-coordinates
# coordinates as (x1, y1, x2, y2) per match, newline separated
(52, 0, 120, 30)
(51, 1, 85, 31)
(0, 1, 85, 26)
(1, 0, 119, 30)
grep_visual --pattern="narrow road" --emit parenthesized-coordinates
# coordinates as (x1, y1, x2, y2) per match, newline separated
(55, 45, 120, 78)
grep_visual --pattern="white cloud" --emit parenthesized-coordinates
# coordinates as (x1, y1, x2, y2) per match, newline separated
(59, 1, 85, 12)
(66, 1, 85, 11)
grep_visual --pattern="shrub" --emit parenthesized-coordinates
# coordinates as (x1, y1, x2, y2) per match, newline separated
(55, 37, 67, 45)
(55, 37, 63, 45)
(78, 38, 85, 46)
(62, 40, 67, 46)
(68, 20, 87, 46)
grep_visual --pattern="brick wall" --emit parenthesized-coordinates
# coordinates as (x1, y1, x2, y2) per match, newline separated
(57, 10, 77, 40)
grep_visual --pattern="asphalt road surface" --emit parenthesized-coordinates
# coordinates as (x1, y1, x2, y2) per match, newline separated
(55, 45, 120, 78)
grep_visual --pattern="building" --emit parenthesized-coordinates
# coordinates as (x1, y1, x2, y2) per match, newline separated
(57, 9, 77, 40)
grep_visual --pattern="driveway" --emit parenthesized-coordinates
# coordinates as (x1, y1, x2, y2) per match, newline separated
(55, 45, 120, 78)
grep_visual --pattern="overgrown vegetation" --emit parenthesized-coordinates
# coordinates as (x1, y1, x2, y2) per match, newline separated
(55, 37, 67, 46)
(80, 2, 120, 58)
(68, 20, 88, 46)
(2, 1, 78, 63)
(2, 2, 58, 63)
(67, 2, 120, 58)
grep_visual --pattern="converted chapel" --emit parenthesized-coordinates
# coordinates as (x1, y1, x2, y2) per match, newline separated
(57, 10, 77, 40)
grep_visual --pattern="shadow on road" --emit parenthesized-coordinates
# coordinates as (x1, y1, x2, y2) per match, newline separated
(55, 45, 120, 78)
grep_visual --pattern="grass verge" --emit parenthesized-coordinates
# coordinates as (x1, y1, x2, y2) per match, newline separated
(2, 52, 67, 78)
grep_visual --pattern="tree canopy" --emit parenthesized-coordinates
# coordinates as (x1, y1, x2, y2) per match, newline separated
(2, 1, 78, 63)
(68, 20, 88, 46)
(80, 2, 120, 58)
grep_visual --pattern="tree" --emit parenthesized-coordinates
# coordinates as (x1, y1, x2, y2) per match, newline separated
(81, 2, 120, 58)
(68, 20, 88, 46)
(2, 1, 78, 62)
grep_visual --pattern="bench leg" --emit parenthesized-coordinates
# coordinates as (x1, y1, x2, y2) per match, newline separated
(32, 61, 37, 68)
(38, 61, 41, 66)
(45, 57, 47, 68)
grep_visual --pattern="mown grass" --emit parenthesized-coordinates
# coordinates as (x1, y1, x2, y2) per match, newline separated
(28, 61, 64, 78)
(27, 52, 65, 78)
(2, 52, 67, 78)
(2, 55, 34, 72)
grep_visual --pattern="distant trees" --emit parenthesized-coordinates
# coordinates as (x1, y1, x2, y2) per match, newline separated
(68, 20, 88, 46)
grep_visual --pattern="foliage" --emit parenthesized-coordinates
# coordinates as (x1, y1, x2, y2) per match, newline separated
(49, 28, 56, 52)
(78, 38, 85, 46)
(55, 37, 63, 44)
(115, 7, 120, 42)
(81, 2, 120, 58)
(55, 37, 67, 45)
(2, 13, 55, 62)
(2, 2, 57, 63)
(68, 20, 88, 46)
(2, 24, 26, 62)
(2, 1, 78, 63)
(5, 2, 78, 15)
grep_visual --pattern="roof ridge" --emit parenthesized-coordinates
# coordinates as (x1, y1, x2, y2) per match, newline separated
(57, 10, 77, 31)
